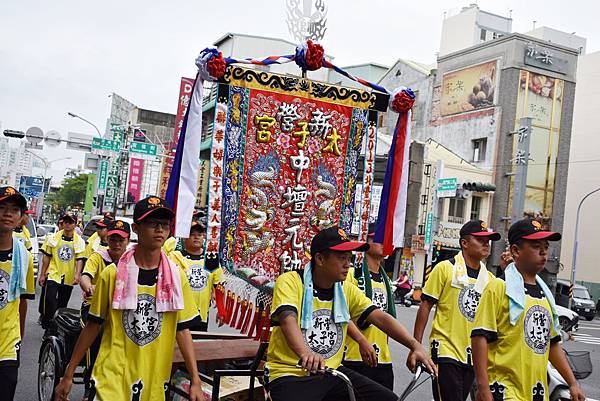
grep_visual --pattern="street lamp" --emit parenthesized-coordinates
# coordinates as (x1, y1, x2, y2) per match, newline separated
(67, 112, 102, 137)
(569, 186, 600, 308)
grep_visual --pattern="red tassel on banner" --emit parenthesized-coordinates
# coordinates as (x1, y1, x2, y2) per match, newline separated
(254, 309, 267, 341)
(260, 309, 271, 342)
(236, 300, 248, 330)
(230, 296, 241, 327)
(215, 284, 226, 322)
(247, 307, 260, 338)
(224, 290, 234, 325)
(241, 302, 253, 334)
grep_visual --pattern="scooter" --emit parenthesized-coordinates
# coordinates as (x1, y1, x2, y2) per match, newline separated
(548, 330, 592, 401)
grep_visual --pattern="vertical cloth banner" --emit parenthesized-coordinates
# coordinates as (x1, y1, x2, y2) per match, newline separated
(204, 65, 388, 283)
(160, 77, 195, 198)
(166, 76, 204, 238)
(374, 88, 416, 256)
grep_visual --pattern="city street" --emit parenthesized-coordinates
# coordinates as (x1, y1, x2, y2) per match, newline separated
(14, 285, 600, 400)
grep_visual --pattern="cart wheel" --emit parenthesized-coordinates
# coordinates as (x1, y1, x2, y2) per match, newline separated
(38, 340, 61, 401)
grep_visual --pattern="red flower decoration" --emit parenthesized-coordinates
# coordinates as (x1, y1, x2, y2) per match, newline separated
(390, 90, 415, 113)
(207, 52, 226, 79)
(305, 40, 324, 71)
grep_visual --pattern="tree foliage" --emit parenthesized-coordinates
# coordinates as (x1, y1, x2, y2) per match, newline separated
(45, 173, 90, 214)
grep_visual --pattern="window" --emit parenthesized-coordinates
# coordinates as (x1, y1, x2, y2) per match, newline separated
(470, 196, 482, 220)
(448, 198, 465, 224)
(472, 138, 487, 162)
(480, 29, 487, 41)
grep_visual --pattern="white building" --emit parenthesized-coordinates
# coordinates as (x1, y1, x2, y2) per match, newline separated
(439, 4, 512, 57)
(560, 51, 600, 299)
(525, 26, 586, 54)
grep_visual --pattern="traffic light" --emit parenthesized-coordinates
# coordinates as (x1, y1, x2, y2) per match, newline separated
(462, 182, 496, 192)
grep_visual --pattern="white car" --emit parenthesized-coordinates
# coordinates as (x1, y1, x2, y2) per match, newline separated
(555, 304, 579, 332)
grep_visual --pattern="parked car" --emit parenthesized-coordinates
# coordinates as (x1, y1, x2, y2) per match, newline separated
(556, 279, 596, 321)
(83, 215, 137, 242)
(37, 224, 57, 248)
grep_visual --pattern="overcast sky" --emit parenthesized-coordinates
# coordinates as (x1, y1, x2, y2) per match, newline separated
(1, 0, 598, 181)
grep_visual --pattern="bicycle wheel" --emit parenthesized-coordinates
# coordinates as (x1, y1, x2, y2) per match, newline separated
(38, 340, 61, 401)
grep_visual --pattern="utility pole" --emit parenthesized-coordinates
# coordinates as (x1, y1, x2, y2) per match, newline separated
(423, 160, 443, 284)
(510, 117, 532, 222)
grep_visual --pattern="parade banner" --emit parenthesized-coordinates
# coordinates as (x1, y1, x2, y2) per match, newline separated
(206, 66, 388, 282)
(159, 77, 195, 198)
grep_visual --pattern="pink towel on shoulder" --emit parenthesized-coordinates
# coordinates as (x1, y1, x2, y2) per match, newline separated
(112, 244, 184, 312)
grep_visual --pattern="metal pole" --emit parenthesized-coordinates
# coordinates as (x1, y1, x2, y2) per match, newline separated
(511, 118, 532, 222)
(37, 162, 48, 224)
(570, 187, 600, 308)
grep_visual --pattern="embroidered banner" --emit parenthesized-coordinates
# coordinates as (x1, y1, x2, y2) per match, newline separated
(206, 66, 388, 283)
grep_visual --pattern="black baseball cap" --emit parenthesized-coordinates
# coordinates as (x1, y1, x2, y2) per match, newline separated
(95, 217, 112, 228)
(133, 196, 174, 223)
(103, 212, 115, 221)
(310, 226, 370, 255)
(508, 218, 561, 245)
(367, 222, 378, 238)
(60, 213, 77, 223)
(460, 220, 501, 241)
(0, 186, 27, 209)
(190, 220, 206, 232)
(107, 219, 131, 238)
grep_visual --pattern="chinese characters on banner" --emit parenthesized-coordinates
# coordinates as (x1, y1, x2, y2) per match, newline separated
(205, 66, 387, 282)
(127, 158, 145, 203)
(159, 77, 195, 198)
(440, 60, 497, 116)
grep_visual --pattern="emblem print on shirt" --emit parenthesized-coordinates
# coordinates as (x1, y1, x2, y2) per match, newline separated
(187, 265, 208, 291)
(489, 381, 506, 401)
(122, 294, 163, 346)
(532, 381, 545, 401)
(372, 287, 387, 311)
(458, 284, 481, 322)
(524, 305, 551, 354)
(130, 379, 144, 401)
(0, 269, 9, 310)
(58, 244, 74, 262)
(302, 308, 343, 359)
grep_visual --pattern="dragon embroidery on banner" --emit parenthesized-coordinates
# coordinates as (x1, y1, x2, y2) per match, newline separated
(243, 152, 280, 254)
(311, 163, 337, 230)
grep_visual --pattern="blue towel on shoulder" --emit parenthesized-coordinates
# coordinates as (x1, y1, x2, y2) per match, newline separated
(505, 263, 560, 331)
(300, 262, 350, 330)
(8, 237, 29, 302)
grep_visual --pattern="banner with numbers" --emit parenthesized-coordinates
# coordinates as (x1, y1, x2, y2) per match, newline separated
(206, 66, 388, 283)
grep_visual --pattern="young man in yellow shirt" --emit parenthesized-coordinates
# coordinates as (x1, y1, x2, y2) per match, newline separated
(471, 219, 585, 401)
(38, 213, 86, 329)
(0, 187, 35, 401)
(343, 223, 397, 390)
(170, 219, 223, 332)
(55, 196, 206, 401)
(12, 209, 34, 251)
(83, 217, 111, 258)
(414, 220, 500, 401)
(79, 219, 130, 400)
(265, 226, 436, 401)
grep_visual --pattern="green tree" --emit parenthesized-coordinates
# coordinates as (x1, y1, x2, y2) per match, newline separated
(46, 173, 91, 214)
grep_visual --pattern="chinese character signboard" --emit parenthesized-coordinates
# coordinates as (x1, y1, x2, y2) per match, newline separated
(524, 44, 568, 74)
(437, 178, 457, 198)
(440, 60, 497, 116)
(207, 66, 388, 282)
(127, 158, 145, 203)
(97, 159, 108, 194)
(159, 77, 195, 198)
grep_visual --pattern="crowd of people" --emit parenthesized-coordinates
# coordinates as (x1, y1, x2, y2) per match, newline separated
(0, 185, 588, 401)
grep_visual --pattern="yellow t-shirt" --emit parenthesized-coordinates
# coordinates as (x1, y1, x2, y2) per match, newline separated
(344, 267, 392, 365)
(472, 277, 560, 401)
(0, 248, 35, 362)
(84, 232, 108, 259)
(81, 252, 114, 307)
(41, 230, 86, 286)
(421, 256, 496, 366)
(169, 250, 223, 321)
(265, 271, 376, 383)
(13, 227, 32, 251)
(88, 263, 199, 401)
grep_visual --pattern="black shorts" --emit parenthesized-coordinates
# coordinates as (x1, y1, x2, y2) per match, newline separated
(432, 362, 475, 401)
(0, 362, 18, 401)
(342, 362, 394, 390)
(267, 365, 397, 401)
